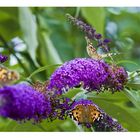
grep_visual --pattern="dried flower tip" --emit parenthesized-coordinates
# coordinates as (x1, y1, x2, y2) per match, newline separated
(32, 81, 49, 94)
(106, 65, 128, 92)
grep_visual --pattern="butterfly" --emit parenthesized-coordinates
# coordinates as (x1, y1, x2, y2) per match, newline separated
(70, 104, 101, 124)
(0, 66, 19, 86)
(85, 37, 115, 61)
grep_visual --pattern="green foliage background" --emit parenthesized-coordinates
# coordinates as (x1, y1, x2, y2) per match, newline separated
(0, 7, 140, 132)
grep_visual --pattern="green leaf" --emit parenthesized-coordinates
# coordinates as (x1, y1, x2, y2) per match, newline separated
(81, 7, 105, 35)
(116, 60, 138, 66)
(126, 83, 140, 90)
(1, 118, 77, 132)
(2, 119, 44, 132)
(124, 88, 140, 109)
(19, 7, 39, 67)
(92, 98, 140, 131)
(41, 32, 63, 64)
(0, 8, 20, 40)
(127, 70, 140, 90)
(40, 118, 78, 132)
(87, 91, 128, 102)
(28, 64, 61, 79)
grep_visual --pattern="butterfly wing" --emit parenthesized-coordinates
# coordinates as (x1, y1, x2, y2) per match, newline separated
(71, 104, 101, 125)
(89, 105, 101, 122)
(71, 105, 85, 123)
(86, 44, 102, 60)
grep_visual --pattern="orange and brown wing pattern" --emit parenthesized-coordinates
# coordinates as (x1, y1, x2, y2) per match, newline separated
(88, 105, 101, 122)
(71, 104, 101, 124)
(71, 105, 84, 123)
(86, 43, 102, 60)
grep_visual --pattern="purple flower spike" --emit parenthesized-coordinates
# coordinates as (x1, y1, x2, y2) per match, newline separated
(70, 99, 127, 132)
(48, 58, 109, 94)
(0, 84, 52, 122)
(0, 53, 8, 63)
(66, 14, 112, 49)
(47, 58, 128, 95)
(66, 14, 96, 40)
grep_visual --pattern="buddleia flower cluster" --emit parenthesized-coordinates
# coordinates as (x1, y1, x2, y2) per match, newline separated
(0, 83, 52, 122)
(0, 14, 129, 132)
(47, 58, 128, 94)
(0, 82, 72, 123)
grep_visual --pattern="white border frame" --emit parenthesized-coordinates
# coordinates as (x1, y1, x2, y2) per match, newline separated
(0, 0, 140, 7)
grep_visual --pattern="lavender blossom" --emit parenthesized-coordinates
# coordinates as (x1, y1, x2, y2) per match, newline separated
(0, 83, 52, 122)
(0, 53, 8, 63)
(47, 58, 128, 94)
(70, 99, 127, 132)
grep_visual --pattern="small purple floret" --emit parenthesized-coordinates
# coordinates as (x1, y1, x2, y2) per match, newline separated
(95, 33, 102, 39)
(0, 53, 8, 63)
(103, 39, 111, 44)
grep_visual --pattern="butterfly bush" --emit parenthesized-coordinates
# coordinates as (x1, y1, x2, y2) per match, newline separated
(0, 83, 52, 122)
(0, 53, 8, 63)
(47, 58, 128, 95)
(0, 13, 129, 132)
(70, 99, 127, 132)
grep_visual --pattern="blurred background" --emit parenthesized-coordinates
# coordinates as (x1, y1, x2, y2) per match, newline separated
(0, 7, 140, 132)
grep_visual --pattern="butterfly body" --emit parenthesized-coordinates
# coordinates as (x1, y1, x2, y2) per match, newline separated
(71, 104, 101, 124)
